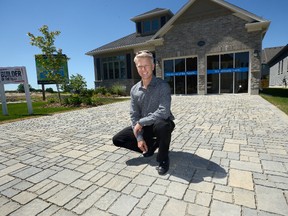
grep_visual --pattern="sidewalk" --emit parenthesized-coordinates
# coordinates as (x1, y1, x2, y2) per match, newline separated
(0, 95, 287, 216)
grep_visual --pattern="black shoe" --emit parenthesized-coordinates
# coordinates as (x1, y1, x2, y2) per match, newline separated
(143, 142, 159, 157)
(157, 158, 169, 175)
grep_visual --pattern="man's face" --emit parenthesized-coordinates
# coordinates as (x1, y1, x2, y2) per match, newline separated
(135, 57, 155, 81)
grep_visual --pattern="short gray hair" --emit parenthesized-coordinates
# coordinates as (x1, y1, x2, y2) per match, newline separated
(134, 50, 153, 64)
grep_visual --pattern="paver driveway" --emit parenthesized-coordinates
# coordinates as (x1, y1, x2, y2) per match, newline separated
(0, 95, 287, 216)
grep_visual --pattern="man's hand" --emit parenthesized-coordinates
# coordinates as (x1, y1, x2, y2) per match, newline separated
(133, 123, 143, 137)
(137, 140, 148, 153)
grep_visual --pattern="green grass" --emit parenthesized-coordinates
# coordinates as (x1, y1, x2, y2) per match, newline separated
(260, 88, 288, 115)
(0, 97, 129, 124)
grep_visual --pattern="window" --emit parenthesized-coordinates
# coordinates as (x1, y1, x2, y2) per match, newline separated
(164, 57, 198, 94)
(138, 18, 162, 35)
(152, 19, 159, 31)
(160, 16, 166, 27)
(143, 20, 150, 33)
(102, 55, 126, 80)
(207, 52, 249, 94)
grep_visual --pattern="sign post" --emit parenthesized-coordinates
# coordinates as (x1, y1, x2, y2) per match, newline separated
(0, 83, 8, 115)
(0, 66, 33, 115)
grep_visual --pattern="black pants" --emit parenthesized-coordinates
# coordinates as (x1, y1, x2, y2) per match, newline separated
(112, 119, 175, 162)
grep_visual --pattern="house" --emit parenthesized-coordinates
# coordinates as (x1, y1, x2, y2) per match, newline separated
(266, 45, 288, 88)
(261, 46, 284, 79)
(86, 0, 270, 95)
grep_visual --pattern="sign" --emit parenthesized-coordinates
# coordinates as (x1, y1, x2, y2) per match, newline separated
(0, 67, 26, 84)
(0, 67, 33, 115)
(165, 70, 198, 77)
(207, 67, 248, 74)
(35, 54, 69, 84)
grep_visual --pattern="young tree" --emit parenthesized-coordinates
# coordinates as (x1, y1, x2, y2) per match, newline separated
(70, 74, 87, 94)
(28, 25, 68, 102)
(62, 74, 87, 94)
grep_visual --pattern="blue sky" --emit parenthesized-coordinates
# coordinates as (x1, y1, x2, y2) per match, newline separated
(1, 0, 287, 91)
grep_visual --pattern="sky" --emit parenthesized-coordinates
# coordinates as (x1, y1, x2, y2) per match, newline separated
(1, 0, 287, 91)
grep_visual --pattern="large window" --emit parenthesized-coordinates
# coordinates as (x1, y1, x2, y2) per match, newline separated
(207, 52, 249, 94)
(164, 57, 198, 95)
(102, 56, 126, 80)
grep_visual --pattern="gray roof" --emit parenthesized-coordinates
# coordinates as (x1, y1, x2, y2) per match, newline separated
(85, 33, 154, 56)
(262, 46, 285, 64)
(86, 7, 172, 56)
(131, 8, 173, 21)
(266, 44, 288, 66)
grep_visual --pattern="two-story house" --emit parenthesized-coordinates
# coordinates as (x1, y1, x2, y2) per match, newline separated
(86, 0, 270, 95)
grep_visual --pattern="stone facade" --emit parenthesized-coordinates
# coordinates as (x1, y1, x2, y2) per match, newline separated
(155, 13, 263, 95)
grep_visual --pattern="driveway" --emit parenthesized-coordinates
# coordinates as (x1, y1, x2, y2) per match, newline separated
(0, 95, 287, 216)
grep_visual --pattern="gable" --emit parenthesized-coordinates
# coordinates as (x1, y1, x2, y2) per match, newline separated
(153, 0, 270, 39)
(175, 0, 232, 24)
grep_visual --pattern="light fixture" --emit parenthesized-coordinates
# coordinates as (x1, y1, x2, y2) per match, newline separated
(253, 50, 259, 57)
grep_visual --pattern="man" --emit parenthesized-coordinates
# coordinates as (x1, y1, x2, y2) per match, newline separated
(112, 50, 175, 175)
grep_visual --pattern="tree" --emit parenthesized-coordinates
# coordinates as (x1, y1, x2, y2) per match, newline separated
(27, 25, 68, 102)
(17, 83, 33, 93)
(62, 74, 87, 94)
(70, 74, 87, 94)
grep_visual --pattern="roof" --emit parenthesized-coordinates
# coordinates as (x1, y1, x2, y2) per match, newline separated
(262, 46, 285, 64)
(86, 33, 154, 56)
(86, 0, 271, 56)
(130, 8, 173, 22)
(266, 44, 288, 66)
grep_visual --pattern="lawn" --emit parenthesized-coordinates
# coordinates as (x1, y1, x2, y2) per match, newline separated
(260, 88, 288, 115)
(0, 97, 129, 124)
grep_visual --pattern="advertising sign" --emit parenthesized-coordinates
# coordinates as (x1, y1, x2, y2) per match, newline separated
(0, 67, 26, 84)
(0, 66, 33, 115)
(35, 54, 69, 84)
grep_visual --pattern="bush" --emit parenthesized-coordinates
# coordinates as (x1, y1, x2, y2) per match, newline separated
(110, 84, 126, 96)
(81, 97, 92, 106)
(62, 95, 82, 106)
(46, 88, 54, 93)
(80, 89, 94, 97)
(69, 95, 82, 106)
(94, 87, 108, 95)
(91, 95, 104, 106)
(47, 97, 58, 104)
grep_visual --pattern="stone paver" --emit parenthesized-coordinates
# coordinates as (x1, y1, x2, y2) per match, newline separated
(0, 95, 288, 215)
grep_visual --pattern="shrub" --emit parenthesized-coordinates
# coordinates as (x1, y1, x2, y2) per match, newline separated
(69, 95, 82, 106)
(46, 88, 54, 93)
(81, 97, 92, 106)
(62, 97, 70, 106)
(80, 89, 94, 97)
(110, 84, 126, 96)
(91, 95, 104, 106)
(94, 87, 108, 95)
(47, 97, 58, 104)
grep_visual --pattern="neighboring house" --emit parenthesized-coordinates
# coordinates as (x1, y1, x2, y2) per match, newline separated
(86, 0, 270, 95)
(266, 45, 288, 88)
(261, 46, 284, 79)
